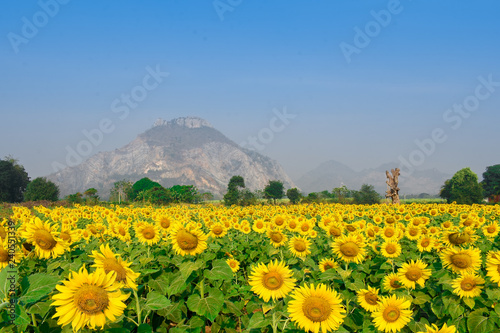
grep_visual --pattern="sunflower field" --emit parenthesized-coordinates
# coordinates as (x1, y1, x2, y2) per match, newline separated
(1, 203, 500, 333)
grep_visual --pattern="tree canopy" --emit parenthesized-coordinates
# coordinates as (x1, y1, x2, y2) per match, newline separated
(23, 177, 59, 202)
(130, 178, 162, 201)
(352, 184, 380, 205)
(264, 180, 285, 204)
(440, 167, 484, 204)
(0, 157, 30, 203)
(286, 188, 302, 204)
(224, 175, 246, 206)
(481, 164, 500, 199)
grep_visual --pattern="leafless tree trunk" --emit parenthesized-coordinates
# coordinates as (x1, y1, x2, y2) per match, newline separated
(386, 168, 401, 204)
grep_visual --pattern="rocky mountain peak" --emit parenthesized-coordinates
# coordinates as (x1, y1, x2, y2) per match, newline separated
(153, 117, 213, 129)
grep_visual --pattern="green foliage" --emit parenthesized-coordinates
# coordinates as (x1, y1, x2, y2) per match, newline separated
(131, 178, 162, 201)
(352, 184, 381, 204)
(0, 157, 30, 203)
(109, 179, 133, 203)
(286, 188, 302, 204)
(66, 192, 83, 204)
(23, 177, 59, 202)
(239, 189, 257, 206)
(143, 187, 173, 205)
(333, 185, 351, 203)
(440, 167, 484, 204)
(224, 175, 245, 206)
(170, 185, 198, 203)
(83, 188, 99, 203)
(481, 164, 500, 199)
(264, 180, 285, 204)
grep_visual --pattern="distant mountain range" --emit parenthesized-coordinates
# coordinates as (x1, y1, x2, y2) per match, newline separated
(295, 160, 450, 196)
(47, 117, 295, 199)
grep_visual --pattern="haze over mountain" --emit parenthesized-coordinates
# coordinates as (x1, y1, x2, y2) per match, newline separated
(296, 160, 451, 196)
(47, 117, 295, 199)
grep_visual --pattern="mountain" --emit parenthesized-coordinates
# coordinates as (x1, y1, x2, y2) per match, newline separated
(296, 160, 450, 196)
(47, 117, 295, 199)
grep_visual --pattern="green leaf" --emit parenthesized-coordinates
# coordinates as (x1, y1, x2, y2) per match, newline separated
(144, 291, 171, 311)
(148, 273, 170, 294)
(186, 288, 224, 322)
(247, 312, 271, 329)
(449, 304, 464, 319)
(204, 260, 233, 281)
(137, 323, 152, 333)
(413, 291, 432, 305)
(463, 297, 475, 309)
(179, 261, 204, 280)
(19, 273, 60, 305)
(468, 309, 494, 333)
(167, 272, 189, 297)
(0, 268, 12, 302)
(14, 304, 30, 332)
(486, 288, 500, 301)
(28, 300, 51, 317)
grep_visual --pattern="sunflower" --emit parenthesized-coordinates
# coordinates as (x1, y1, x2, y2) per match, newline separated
(382, 273, 403, 292)
(451, 273, 484, 298)
(416, 236, 435, 252)
(486, 252, 500, 286)
(332, 234, 367, 264)
(90, 244, 140, 290)
(482, 222, 499, 238)
(318, 258, 339, 272)
(298, 220, 313, 235)
(267, 229, 288, 248)
(381, 226, 400, 242)
(440, 247, 481, 275)
(155, 215, 173, 233)
(417, 323, 457, 333)
(272, 215, 287, 229)
(326, 224, 343, 238)
(405, 226, 422, 240)
(252, 219, 268, 234)
(169, 225, 208, 256)
(357, 286, 380, 312)
(59, 225, 81, 245)
(398, 260, 431, 289)
(288, 283, 346, 333)
(380, 241, 402, 259)
(208, 223, 227, 238)
(288, 236, 311, 257)
(226, 258, 240, 273)
(134, 222, 161, 246)
(0, 238, 22, 269)
(21, 217, 68, 259)
(248, 260, 296, 302)
(441, 229, 477, 248)
(371, 295, 412, 333)
(51, 266, 129, 331)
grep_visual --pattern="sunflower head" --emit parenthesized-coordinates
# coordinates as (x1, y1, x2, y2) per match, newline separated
(248, 260, 296, 302)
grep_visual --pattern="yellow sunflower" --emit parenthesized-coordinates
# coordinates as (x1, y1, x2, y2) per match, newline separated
(248, 260, 296, 302)
(288, 236, 311, 257)
(441, 229, 477, 248)
(451, 273, 484, 298)
(0, 238, 22, 269)
(208, 223, 227, 238)
(382, 273, 403, 292)
(357, 286, 380, 312)
(226, 258, 240, 273)
(59, 225, 81, 245)
(288, 283, 346, 333)
(326, 224, 343, 238)
(482, 222, 499, 238)
(90, 244, 140, 290)
(371, 295, 412, 333)
(169, 225, 208, 256)
(22, 217, 68, 259)
(380, 241, 402, 259)
(318, 258, 339, 272)
(398, 259, 431, 289)
(51, 266, 129, 331)
(440, 247, 481, 275)
(155, 215, 173, 233)
(134, 222, 161, 245)
(416, 236, 435, 252)
(417, 323, 456, 333)
(486, 251, 500, 286)
(252, 219, 268, 234)
(267, 229, 288, 248)
(331, 234, 367, 264)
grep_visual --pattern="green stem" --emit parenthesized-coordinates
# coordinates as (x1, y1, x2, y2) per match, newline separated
(31, 313, 37, 328)
(272, 300, 279, 333)
(0, 302, 9, 311)
(199, 278, 205, 297)
(133, 289, 142, 326)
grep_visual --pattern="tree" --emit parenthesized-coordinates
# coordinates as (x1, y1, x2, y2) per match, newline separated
(481, 164, 500, 200)
(23, 177, 59, 201)
(440, 168, 484, 204)
(352, 184, 381, 205)
(333, 185, 350, 204)
(170, 185, 198, 203)
(84, 188, 99, 203)
(109, 180, 133, 203)
(286, 188, 302, 204)
(240, 189, 257, 206)
(143, 187, 173, 205)
(264, 180, 285, 204)
(130, 178, 162, 201)
(224, 176, 245, 206)
(0, 157, 30, 203)
(67, 192, 83, 204)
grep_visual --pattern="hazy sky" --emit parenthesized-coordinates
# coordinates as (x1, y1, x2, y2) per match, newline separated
(1, 0, 499, 181)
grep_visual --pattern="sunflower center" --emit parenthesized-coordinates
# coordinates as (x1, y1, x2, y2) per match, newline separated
(364, 292, 379, 305)
(103, 258, 127, 281)
(487, 226, 496, 233)
(420, 239, 430, 247)
(141, 227, 156, 240)
(212, 226, 224, 235)
(386, 217, 395, 224)
(294, 240, 307, 252)
(405, 267, 422, 281)
(302, 296, 332, 322)
(301, 224, 310, 232)
(448, 232, 469, 245)
(384, 229, 394, 237)
(59, 232, 71, 242)
(176, 229, 198, 250)
(383, 306, 400, 323)
(74, 284, 109, 315)
(288, 221, 296, 229)
(22, 242, 33, 252)
(367, 229, 375, 237)
(451, 254, 472, 269)
(390, 278, 402, 289)
(323, 263, 334, 271)
(0, 226, 6, 240)
(256, 221, 264, 229)
(275, 217, 285, 226)
(0, 248, 8, 262)
(270, 232, 283, 243)
(262, 272, 284, 290)
(460, 279, 476, 291)
(409, 229, 418, 236)
(497, 265, 500, 275)
(385, 244, 397, 254)
(346, 225, 356, 232)
(33, 229, 57, 250)
(118, 227, 126, 236)
(339, 242, 359, 258)
(329, 226, 341, 237)
(229, 261, 237, 268)
(160, 218, 170, 229)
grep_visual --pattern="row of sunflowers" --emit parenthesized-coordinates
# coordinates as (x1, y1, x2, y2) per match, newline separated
(1, 203, 499, 332)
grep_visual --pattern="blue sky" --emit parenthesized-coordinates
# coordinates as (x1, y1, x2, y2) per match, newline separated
(1, 0, 499, 181)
